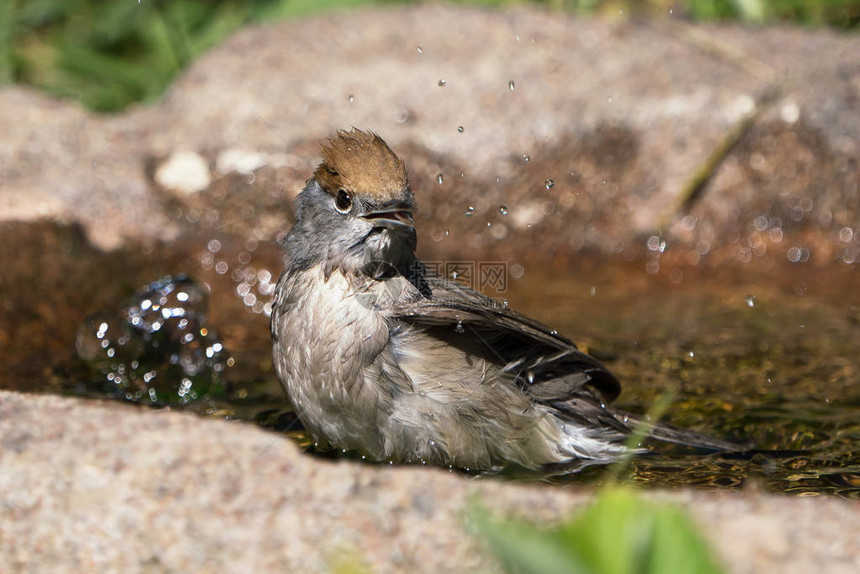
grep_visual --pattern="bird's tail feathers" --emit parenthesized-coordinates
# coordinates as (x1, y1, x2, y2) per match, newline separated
(616, 410, 748, 452)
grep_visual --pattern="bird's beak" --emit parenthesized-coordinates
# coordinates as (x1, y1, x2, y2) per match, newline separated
(360, 204, 414, 229)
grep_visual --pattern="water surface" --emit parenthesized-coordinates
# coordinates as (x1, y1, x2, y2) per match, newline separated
(1, 221, 857, 496)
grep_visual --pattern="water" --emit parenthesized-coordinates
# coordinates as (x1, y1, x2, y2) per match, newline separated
(509, 265, 860, 496)
(0, 221, 857, 496)
(76, 274, 228, 405)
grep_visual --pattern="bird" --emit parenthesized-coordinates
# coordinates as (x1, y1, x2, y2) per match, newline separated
(271, 128, 738, 473)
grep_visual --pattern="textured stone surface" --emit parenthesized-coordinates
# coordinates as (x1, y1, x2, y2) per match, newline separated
(1, 390, 859, 573)
(0, 6, 857, 266)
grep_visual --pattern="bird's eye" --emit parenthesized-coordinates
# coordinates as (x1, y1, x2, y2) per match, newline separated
(334, 189, 352, 213)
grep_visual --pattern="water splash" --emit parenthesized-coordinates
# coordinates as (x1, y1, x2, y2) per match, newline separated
(76, 275, 228, 405)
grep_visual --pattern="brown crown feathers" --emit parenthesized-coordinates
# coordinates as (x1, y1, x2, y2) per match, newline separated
(313, 129, 409, 202)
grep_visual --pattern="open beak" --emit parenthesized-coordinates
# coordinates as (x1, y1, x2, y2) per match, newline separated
(360, 205, 414, 229)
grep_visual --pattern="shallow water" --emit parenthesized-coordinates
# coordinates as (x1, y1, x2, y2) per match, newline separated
(1, 221, 858, 496)
(513, 265, 860, 496)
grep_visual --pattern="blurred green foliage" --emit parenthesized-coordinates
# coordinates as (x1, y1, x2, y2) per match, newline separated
(0, 0, 857, 112)
(471, 487, 724, 574)
(1, 0, 394, 111)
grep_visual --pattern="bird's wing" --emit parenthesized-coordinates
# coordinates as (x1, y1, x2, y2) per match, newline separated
(392, 276, 745, 452)
(390, 276, 621, 402)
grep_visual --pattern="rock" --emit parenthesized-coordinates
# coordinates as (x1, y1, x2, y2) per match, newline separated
(155, 151, 212, 195)
(0, 6, 857, 265)
(1, 390, 858, 573)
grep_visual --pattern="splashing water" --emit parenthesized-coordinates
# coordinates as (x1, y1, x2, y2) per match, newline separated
(76, 275, 228, 405)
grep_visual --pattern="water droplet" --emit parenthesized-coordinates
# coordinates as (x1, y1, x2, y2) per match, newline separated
(445, 228, 450, 236)
(646, 236, 667, 254)
(746, 295, 756, 308)
(348, 94, 354, 104)
(499, 205, 509, 216)
(550, 329, 558, 336)
(495, 176, 502, 184)
(508, 80, 515, 91)
(681, 215, 697, 231)
(606, 96, 612, 104)
(436, 173, 444, 184)
(457, 126, 464, 133)
(416, 46, 423, 54)
(523, 154, 531, 162)
(769, 227, 784, 243)
(544, 179, 554, 190)
(787, 246, 809, 263)
(688, 351, 695, 358)
(454, 321, 465, 334)
(438, 79, 446, 87)
(465, 206, 475, 217)
(486, 222, 492, 228)
(76, 275, 226, 406)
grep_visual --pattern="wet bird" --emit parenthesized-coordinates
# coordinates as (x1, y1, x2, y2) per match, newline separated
(271, 129, 736, 472)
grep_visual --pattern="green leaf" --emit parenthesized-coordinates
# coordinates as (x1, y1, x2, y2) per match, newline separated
(472, 487, 724, 574)
(470, 503, 593, 574)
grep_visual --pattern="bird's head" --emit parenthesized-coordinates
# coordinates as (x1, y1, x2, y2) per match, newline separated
(285, 129, 417, 280)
